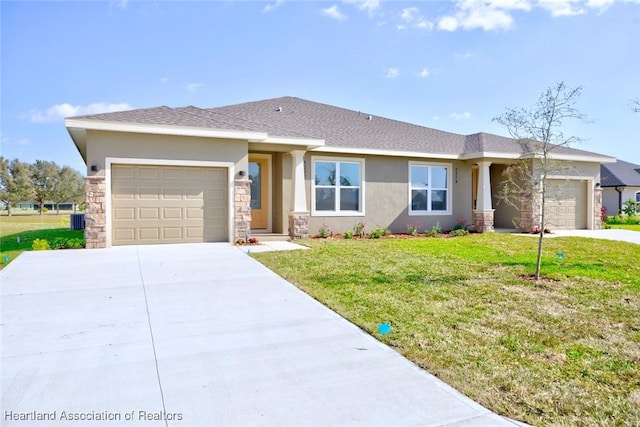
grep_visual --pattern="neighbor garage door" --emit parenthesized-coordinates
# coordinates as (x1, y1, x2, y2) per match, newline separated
(111, 165, 227, 245)
(544, 179, 588, 230)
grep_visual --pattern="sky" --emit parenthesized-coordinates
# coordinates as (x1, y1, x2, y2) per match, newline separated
(2, 0, 639, 175)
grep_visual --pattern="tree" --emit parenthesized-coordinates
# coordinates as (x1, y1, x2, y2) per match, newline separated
(0, 157, 35, 216)
(51, 166, 84, 214)
(493, 82, 587, 281)
(31, 160, 59, 215)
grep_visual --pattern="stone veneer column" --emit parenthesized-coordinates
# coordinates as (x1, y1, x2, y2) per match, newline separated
(288, 213, 309, 239)
(234, 179, 252, 242)
(474, 210, 495, 233)
(474, 161, 495, 232)
(519, 189, 542, 233)
(84, 176, 107, 249)
(594, 185, 603, 229)
(288, 150, 310, 239)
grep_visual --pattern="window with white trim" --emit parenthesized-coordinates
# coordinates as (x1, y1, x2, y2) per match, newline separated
(409, 163, 451, 214)
(312, 159, 363, 215)
(636, 191, 640, 213)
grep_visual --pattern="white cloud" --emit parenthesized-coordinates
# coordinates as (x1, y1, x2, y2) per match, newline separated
(0, 133, 29, 146)
(400, 7, 434, 30)
(263, 0, 284, 13)
(438, 1, 515, 32)
(109, 0, 128, 10)
(418, 68, 431, 78)
(345, 0, 381, 16)
(322, 5, 347, 21)
(385, 68, 400, 79)
(438, 15, 460, 31)
(586, 0, 615, 9)
(537, 0, 584, 16)
(25, 102, 133, 123)
(454, 51, 475, 60)
(396, 24, 407, 31)
(186, 83, 204, 94)
(437, 0, 617, 32)
(449, 112, 473, 120)
(437, 0, 530, 32)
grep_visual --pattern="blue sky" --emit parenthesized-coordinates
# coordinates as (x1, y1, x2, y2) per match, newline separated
(2, 0, 639, 174)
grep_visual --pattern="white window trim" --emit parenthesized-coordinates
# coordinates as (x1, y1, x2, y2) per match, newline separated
(311, 156, 365, 217)
(408, 161, 453, 216)
(635, 191, 640, 213)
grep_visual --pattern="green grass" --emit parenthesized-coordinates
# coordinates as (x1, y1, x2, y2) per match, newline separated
(607, 224, 640, 232)
(0, 215, 84, 268)
(254, 234, 640, 426)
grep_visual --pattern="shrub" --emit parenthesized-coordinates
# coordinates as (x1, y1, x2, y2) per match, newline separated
(607, 214, 640, 225)
(318, 224, 331, 238)
(51, 237, 85, 249)
(369, 227, 386, 239)
(247, 237, 259, 244)
(425, 222, 442, 237)
(32, 239, 50, 250)
(452, 219, 469, 232)
(600, 206, 608, 224)
(344, 230, 354, 239)
(406, 222, 423, 235)
(354, 222, 366, 237)
(449, 228, 469, 237)
(622, 199, 639, 217)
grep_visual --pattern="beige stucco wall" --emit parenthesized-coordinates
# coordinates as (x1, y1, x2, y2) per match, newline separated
(603, 187, 640, 215)
(85, 130, 248, 177)
(491, 164, 521, 229)
(303, 154, 472, 236)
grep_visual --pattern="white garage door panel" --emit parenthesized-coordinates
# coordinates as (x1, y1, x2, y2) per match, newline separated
(112, 165, 227, 245)
(545, 180, 588, 230)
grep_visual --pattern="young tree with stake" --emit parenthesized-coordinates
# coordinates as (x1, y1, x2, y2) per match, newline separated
(493, 82, 588, 281)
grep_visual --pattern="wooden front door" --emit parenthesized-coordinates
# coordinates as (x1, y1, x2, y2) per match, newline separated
(249, 156, 269, 230)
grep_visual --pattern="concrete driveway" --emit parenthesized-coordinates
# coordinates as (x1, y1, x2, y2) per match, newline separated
(547, 229, 640, 244)
(2, 243, 521, 426)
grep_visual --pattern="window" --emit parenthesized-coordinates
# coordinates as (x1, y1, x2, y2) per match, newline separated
(409, 163, 451, 214)
(312, 158, 363, 215)
(636, 191, 640, 213)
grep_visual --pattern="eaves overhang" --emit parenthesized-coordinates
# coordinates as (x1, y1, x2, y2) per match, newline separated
(64, 118, 326, 161)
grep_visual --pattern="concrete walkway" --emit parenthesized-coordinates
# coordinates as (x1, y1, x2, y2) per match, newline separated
(2, 244, 522, 426)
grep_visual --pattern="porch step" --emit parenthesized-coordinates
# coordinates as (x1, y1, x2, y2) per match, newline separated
(251, 233, 291, 242)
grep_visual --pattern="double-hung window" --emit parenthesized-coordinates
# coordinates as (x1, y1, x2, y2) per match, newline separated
(313, 158, 364, 215)
(409, 162, 451, 214)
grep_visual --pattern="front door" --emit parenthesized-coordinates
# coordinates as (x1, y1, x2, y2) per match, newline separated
(249, 156, 269, 230)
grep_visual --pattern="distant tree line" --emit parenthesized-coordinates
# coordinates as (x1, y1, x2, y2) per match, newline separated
(0, 157, 84, 215)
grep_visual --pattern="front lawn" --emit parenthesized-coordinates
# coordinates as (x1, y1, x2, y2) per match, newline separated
(0, 215, 84, 268)
(608, 224, 640, 232)
(254, 234, 640, 426)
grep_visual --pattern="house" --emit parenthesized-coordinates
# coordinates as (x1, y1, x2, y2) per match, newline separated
(15, 201, 77, 211)
(601, 160, 640, 215)
(65, 96, 614, 248)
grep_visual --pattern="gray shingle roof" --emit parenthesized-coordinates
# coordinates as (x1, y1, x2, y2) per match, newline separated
(68, 96, 610, 160)
(601, 160, 640, 187)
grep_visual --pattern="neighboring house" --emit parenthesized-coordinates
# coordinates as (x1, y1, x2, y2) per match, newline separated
(601, 160, 640, 215)
(16, 201, 76, 211)
(65, 96, 614, 248)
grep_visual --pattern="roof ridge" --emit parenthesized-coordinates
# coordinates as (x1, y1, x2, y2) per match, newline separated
(211, 96, 468, 140)
(601, 163, 625, 186)
(207, 100, 324, 139)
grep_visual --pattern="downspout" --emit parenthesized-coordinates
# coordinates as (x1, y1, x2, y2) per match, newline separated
(615, 186, 623, 214)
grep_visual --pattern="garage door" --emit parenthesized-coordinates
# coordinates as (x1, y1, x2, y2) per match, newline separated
(544, 180, 588, 230)
(111, 165, 227, 245)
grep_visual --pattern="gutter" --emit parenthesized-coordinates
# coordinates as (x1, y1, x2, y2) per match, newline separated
(615, 186, 625, 214)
